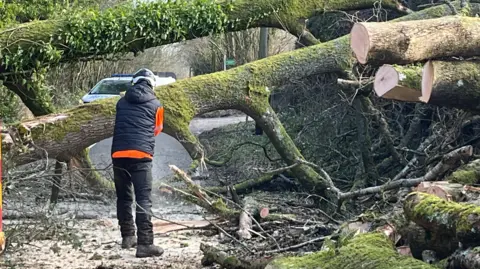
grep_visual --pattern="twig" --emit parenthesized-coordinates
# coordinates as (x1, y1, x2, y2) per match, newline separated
(339, 145, 473, 201)
(264, 233, 340, 254)
(255, 162, 300, 174)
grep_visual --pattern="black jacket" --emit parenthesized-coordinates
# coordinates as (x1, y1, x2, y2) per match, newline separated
(111, 80, 162, 157)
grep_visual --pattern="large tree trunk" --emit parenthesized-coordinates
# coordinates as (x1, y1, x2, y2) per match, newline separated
(402, 221, 459, 260)
(404, 192, 480, 249)
(0, 2, 472, 120)
(0, 0, 402, 61)
(350, 15, 480, 65)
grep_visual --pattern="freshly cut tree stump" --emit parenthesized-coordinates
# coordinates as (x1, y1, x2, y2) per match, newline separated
(373, 64, 427, 102)
(413, 181, 466, 202)
(350, 15, 480, 65)
(404, 192, 480, 248)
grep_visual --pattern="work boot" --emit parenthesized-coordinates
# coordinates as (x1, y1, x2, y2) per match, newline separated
(121, 236, 137, 249)
(136, 244, 164, 258)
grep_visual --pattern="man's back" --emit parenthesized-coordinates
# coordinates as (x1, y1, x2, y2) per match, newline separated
(111, 79, 162, 158)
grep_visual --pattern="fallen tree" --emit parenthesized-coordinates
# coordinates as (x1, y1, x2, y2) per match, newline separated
(1, 2, 479, 197)
(0, 2, 472, 154)
(350, 14, 480, 65)
(0, 0, 405, 58)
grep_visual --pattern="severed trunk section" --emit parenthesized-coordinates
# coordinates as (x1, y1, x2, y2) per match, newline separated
(413, 181, 466, 202)
(421, 60, 480, 112)
(373, 64, 426, 102)
(237, 196, 269, 240)
(350, 15, 480, 65)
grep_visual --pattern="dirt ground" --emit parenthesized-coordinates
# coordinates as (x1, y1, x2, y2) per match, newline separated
(1, 116, 251, 269)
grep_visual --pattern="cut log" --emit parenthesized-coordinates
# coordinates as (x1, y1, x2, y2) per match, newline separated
(447, 247, 480, 269)
(422, 60, 480, 112)
(404, 192, 480, 248)
(413, 181, 466, 202)
(265, 233, 436, 269)
(237, 196, 269, 240)
(373, 64, 428, 102)
(350, 15, 480, 65)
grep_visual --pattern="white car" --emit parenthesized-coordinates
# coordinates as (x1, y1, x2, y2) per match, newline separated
(81, 72, 176, 104)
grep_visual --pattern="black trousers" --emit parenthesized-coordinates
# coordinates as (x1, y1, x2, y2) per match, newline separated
(112, 158, 154, 245)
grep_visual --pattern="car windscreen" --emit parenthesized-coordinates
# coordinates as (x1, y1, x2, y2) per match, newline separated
(90, 80, 131, 94)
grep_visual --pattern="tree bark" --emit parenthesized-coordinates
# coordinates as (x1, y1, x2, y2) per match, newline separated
(402, 221, 459, 261)
(404, 192, 480, 249)
(49, 160, 63, 207)
(67, 148, 114, 190)
(237, 196, 269, 240)
(350, 15, 480, 65)
(201, 243, 271, 269)
(374, 60, 480, 113)
(448, 158, 480, 185)
(421, 60, 480, 112)
(447, 247, 480, 269)
(351, 96, 379, 189)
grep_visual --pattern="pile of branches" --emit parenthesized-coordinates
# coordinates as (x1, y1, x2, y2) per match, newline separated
(164, 157, 480, 269)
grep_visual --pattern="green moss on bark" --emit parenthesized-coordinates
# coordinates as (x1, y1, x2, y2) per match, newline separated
(448, 159, 480, 185)
(404, 192, 480, 247)
(267, 233, 436, 269)
(392, 64, 423, 90)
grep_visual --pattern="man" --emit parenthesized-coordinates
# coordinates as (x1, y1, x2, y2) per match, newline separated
(111, 68, 164, 258)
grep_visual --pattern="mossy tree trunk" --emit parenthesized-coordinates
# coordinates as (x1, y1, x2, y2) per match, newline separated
(404, 192, 480, 249)
(0, 0, 403, 56)
(265, 233, 436, 269)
